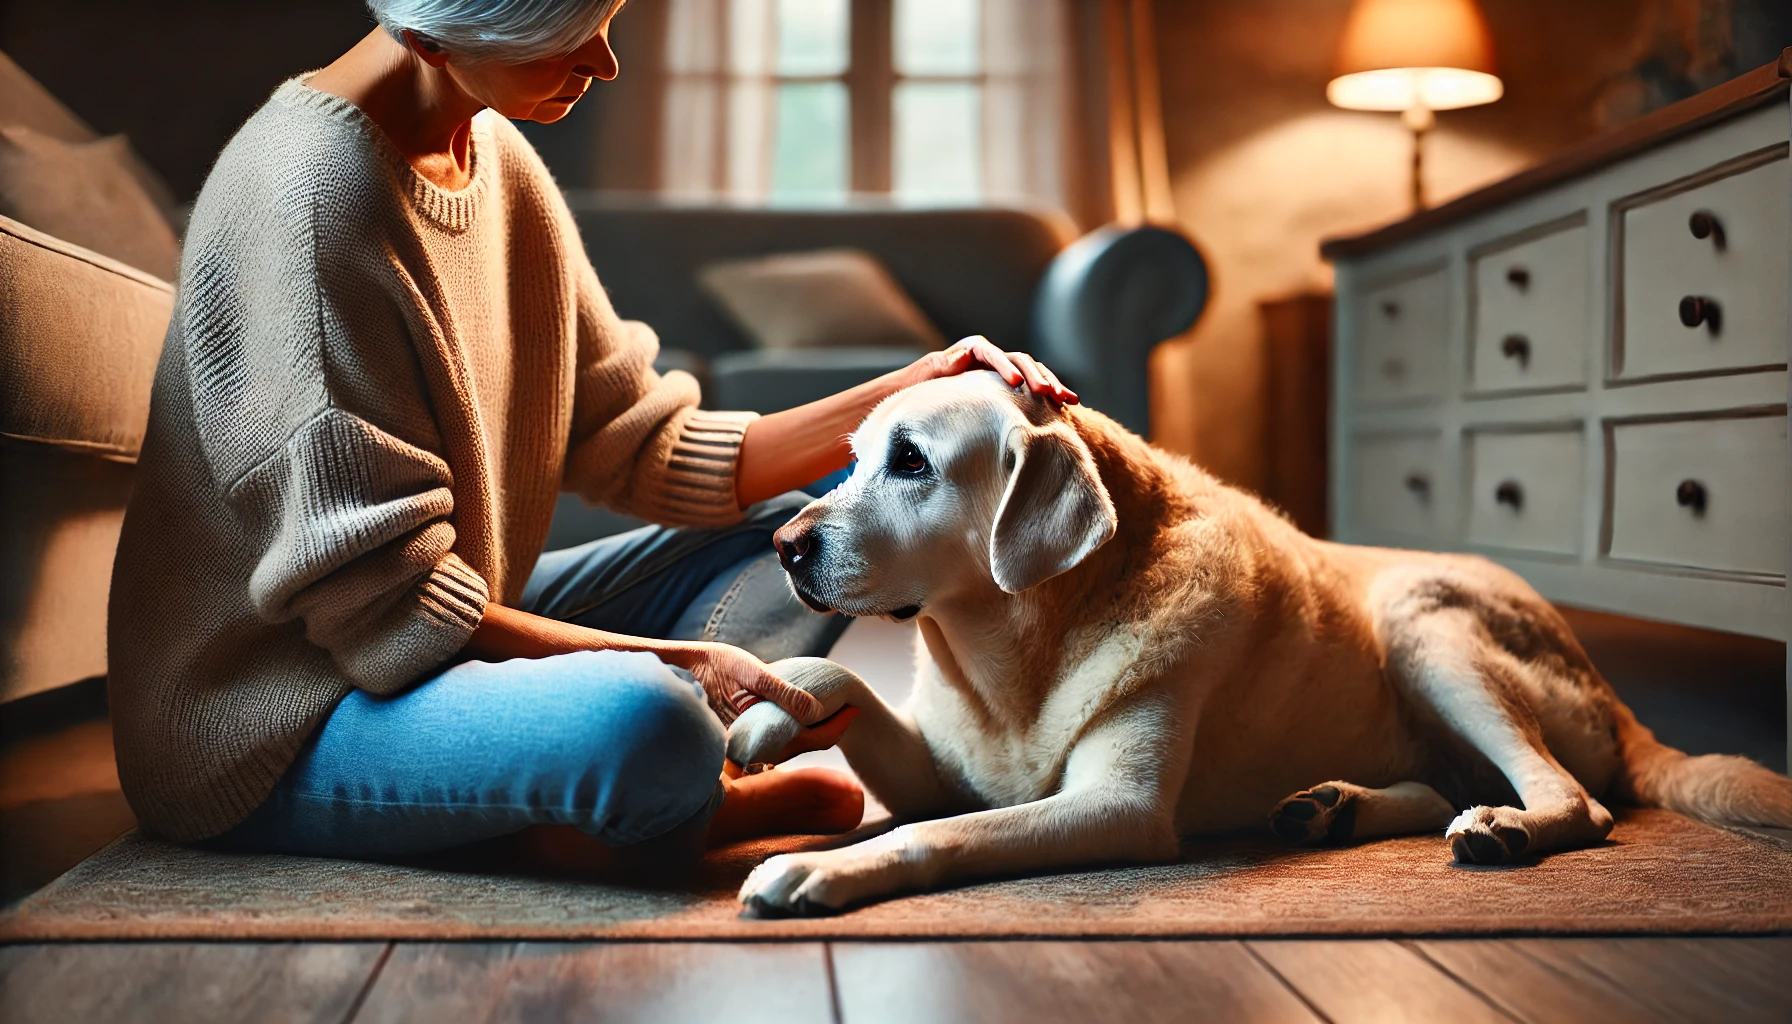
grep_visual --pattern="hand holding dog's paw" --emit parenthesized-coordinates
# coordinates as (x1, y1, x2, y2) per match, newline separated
(726, 658, 865, 767)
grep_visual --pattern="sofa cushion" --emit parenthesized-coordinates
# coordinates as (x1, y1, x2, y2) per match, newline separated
(707, 347, 923, 415)
(0, 214, 172, 460)
(572, 200, 1074, 358)
(1, 441, 133, 702)
(0, 125, 180, 281)
(698, 247, 946, 352)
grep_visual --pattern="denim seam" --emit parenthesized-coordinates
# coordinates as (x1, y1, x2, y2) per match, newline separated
(700, 554, 762, 642)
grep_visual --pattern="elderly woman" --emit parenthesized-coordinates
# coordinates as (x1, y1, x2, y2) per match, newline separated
(108, 0, 1073, 862)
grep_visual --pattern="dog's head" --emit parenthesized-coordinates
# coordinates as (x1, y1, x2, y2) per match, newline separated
(774, 371, 1117, 619)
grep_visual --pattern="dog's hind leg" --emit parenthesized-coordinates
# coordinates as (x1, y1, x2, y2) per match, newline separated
(1270, 780, 1455, 844)
(1378, 579, 1615, 864)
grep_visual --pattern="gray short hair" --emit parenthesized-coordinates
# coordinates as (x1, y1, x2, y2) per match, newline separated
(367, 0, 623, 63)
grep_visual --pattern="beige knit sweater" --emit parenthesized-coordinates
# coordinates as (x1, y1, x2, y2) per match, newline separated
(108, 80, 757, 842)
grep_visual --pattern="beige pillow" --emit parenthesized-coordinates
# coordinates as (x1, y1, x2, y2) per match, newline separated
(698, 248, 946, 351)
(0, 125, 179, 281)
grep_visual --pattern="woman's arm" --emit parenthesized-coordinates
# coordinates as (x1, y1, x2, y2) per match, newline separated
(733, 336, 1077, 507)
(465, 603, 826, 722)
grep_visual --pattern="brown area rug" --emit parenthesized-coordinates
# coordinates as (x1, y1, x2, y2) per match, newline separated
(3, 809, 1789, 941)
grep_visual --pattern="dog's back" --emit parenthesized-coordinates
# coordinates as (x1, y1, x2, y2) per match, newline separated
(1064, 404, 1792, 839)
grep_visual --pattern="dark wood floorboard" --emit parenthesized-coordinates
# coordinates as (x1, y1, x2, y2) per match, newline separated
(1250, 938, 1513, 1023)
(1501, 938, 1792, 1024)
(2, 938, 1788, 1021)
(0, 941, 388, 1024)
(1413, 937, 1792, 1024)
(351, 941, 834, 1024)
(830, 940, 1320, 1024)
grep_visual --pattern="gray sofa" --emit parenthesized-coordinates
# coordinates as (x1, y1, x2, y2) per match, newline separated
(569, 195, 1209, 434)
(549, 196, 1209, 546)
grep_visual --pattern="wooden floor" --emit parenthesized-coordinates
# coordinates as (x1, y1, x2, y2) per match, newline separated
(4, 936, 1791, 1022)
(3, 615, 1789, 1022)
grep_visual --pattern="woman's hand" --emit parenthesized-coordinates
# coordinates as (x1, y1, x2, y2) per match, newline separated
(907, 335, 1078, 406)
(733, 336, 1075, 506)
(666, 641, 827, 725)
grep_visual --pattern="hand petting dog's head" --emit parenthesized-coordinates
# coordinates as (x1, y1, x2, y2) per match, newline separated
(773, 371, 1116, 620)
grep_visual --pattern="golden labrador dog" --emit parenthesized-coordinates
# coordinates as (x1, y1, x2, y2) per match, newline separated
(727, 370, 1792, 916)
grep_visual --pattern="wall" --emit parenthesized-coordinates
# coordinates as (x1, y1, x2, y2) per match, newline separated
(0, 2, 373, 201)
(1147, 0, 1792, 494)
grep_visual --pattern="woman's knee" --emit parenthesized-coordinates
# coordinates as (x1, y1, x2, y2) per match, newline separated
(541, 651, 724, 837)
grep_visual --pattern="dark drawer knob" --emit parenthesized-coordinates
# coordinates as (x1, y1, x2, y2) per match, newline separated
(1675, 479, 1707, 514)
(1678, 295, 1721, 335)
(1494, 480, 1524, 510)
(1500, 334, 1531, 367)
(1688, 210, 1727, 251)
(1506, 266, 1531, 290)
(1380, 300, 1401, 319)
(1404, 472, 1431, 498)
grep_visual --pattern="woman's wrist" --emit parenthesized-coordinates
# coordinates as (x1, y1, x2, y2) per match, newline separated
(467, 604, 705, 665)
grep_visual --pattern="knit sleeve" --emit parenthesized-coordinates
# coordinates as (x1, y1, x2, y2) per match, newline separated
(229, 407, 488, 695)
(562, 264, 758, 527)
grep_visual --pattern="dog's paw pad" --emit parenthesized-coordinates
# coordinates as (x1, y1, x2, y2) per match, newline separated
(1271, 782, 1359, 845)
(1446, 806, 1532, 865)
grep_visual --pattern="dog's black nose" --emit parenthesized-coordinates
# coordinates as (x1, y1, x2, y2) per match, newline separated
(772, 522, 817, 571)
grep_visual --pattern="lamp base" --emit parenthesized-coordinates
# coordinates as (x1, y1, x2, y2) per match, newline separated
(1403, 105, 1435, 211)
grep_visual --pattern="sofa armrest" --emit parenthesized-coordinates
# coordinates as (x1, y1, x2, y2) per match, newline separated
(1030, 224, 1208, 437)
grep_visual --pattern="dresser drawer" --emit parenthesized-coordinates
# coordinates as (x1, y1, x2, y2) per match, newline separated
(1606, 412, 1787, 577)
(1466, 428, 1584, 556)
(1353, 267, 1446, 403)
(1348, 433, 1441, 539)
(1615, 148, 1790, 381)
(1469, 220, 1589, 393)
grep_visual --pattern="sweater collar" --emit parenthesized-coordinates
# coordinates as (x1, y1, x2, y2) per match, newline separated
(275, 77, 492, 232)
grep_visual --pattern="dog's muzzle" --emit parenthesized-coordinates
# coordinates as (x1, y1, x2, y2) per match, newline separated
(772, 521, 834, 612)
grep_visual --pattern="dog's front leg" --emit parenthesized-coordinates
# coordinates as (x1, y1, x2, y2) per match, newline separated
(739, 702, 1185, 916)
(730, 658, 968, 821)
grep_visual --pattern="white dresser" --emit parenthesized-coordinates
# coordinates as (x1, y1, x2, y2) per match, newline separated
(1324, 51, 1792, 760)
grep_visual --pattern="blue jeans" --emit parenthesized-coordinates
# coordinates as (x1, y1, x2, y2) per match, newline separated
(213, 493, 839, 859)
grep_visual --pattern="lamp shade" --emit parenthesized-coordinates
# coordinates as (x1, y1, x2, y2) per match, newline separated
(1327, 0, 1502, 112)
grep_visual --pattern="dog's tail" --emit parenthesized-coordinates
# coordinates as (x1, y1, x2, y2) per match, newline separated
(1615, 702, 1792, 827)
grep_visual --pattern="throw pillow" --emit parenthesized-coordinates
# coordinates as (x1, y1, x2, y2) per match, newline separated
(697, 248, 946, 352)
(0, 125, 180, 281)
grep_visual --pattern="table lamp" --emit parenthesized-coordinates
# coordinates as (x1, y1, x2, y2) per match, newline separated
(1326, 0, 1503, 210)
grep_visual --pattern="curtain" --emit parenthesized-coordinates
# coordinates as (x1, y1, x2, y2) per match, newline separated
(652, 0, 1170, 229)
(980, 0, 1074, 213)
(661, 0, 778, 199)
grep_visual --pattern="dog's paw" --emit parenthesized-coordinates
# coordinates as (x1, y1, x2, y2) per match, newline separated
(1446, 805, 1532, 864)
(726, 659, 863, 767)
(727, 701, 804, 768)
(1270, 782, 1360, 845)
(738, 852, 857, 917)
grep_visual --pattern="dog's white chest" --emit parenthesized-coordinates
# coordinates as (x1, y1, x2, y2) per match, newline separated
(913, 629, 1146, 808)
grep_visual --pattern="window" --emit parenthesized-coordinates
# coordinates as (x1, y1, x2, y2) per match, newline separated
(893, 0, 983, 203)
(767, 0, 852, 201)
(663, 0, 1059, 207)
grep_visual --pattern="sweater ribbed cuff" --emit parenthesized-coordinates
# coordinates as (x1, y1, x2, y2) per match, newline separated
(416, 551, 490, 649)
(652, 409, 759, 527)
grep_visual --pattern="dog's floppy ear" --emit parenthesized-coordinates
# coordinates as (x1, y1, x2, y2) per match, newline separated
(989, 425, 1117, 593)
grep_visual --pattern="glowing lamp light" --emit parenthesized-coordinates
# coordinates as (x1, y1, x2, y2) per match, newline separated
(1326, 0, 1503, 209)
(1326, 67, 1503, 113)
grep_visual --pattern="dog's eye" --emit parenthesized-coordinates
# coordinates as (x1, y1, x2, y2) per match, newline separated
(890, 439, 928, 477)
